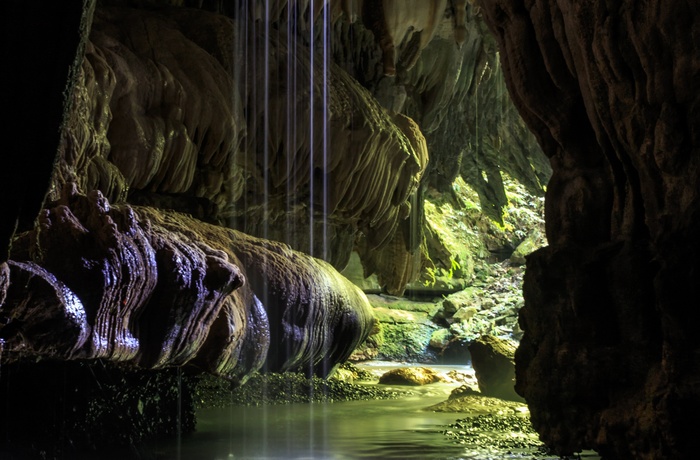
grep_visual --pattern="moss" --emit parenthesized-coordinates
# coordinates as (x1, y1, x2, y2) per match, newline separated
(376, 322, 437, 362)
(193, 371, 412, 408)
(420, 174, 546, 293)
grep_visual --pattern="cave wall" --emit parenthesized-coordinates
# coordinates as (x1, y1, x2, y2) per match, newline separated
(53, 0, 550, 291)
(477, 1, 700, 458)
(55, 3, 431, 274)
(0, 0, 94, 262)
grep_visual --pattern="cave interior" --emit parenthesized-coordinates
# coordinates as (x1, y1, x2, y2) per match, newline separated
(1, 1, 699, 459)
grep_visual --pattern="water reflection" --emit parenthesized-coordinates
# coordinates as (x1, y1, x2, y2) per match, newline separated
(136, 363, 599, 460)
(60, 363, 600, 460)
(174, 389, 471, 459)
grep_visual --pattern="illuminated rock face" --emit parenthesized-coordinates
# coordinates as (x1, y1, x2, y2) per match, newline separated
(55, 1, 549, 286)
(478, 1, 700, 458)
(57, 5, 428, 272)
(3, 187, 373, 381)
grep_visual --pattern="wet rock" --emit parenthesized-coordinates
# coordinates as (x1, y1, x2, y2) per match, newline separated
(448, 384, 482, 400)
(3, 189, 374, 380)
(428, 391, 544, 456)
(429, 391, 528, 415)
(443, 370, 478, 386)
(440, 413, 542, 452)
(468, 335, 523, 402)
(378, 367, 444, 386)
(331, 362, 375, 383)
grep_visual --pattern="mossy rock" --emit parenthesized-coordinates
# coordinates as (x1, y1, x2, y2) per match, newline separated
(378, 367, 444, 386)
(509, 229, 544, 265)
(429, 328, 452, 349)
(427, 392, 528, 415)
(371, 306, 431, 325)
(367, 294, 441, 315)
(376, 322, 437, 362)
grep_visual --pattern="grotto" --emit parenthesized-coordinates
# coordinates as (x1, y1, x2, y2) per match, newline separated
(1, 1, 698, 459)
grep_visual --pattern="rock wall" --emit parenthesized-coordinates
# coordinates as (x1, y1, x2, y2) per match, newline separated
(477, 1, 700, 458)
(0, 0, 93, 261)
(63, 0, 550, 289)
(56, 4, 428, 273)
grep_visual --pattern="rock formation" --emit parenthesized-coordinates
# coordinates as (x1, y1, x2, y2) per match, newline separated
(478, 1, 700, 458)
(0, 0, 551, 452)
(3, 185, 373, 380)
(468, 334, 523, 403)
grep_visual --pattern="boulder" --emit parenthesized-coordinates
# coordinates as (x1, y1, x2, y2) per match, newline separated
(378, 367, 444, 386)
(468, 335, 524, 402)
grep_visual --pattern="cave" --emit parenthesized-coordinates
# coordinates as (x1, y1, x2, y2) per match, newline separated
(1, 1, 698, 459)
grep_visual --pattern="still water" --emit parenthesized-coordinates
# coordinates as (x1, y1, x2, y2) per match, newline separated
(186, 391, 469, 459)
(136, 363, 600, 460)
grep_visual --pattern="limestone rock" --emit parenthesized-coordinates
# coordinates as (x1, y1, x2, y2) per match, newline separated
(2, 189, 374, 381)
(429, 328, 452, 350)
(378, 366, 443, 386)
(56, 6, 428, 275)
(468, 335, 523, 403)
(509, 229, 543, 266)
(428, 392, 528, 416)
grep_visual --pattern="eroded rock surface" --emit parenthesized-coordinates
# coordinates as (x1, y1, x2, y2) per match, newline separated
(478, 1, 700, 458)
(2, 188, 373, 381)
(56, 5, 428, 274)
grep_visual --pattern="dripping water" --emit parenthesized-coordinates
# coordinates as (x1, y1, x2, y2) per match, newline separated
(261, 0, 272, 454)
(321, 0, 330, 264)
